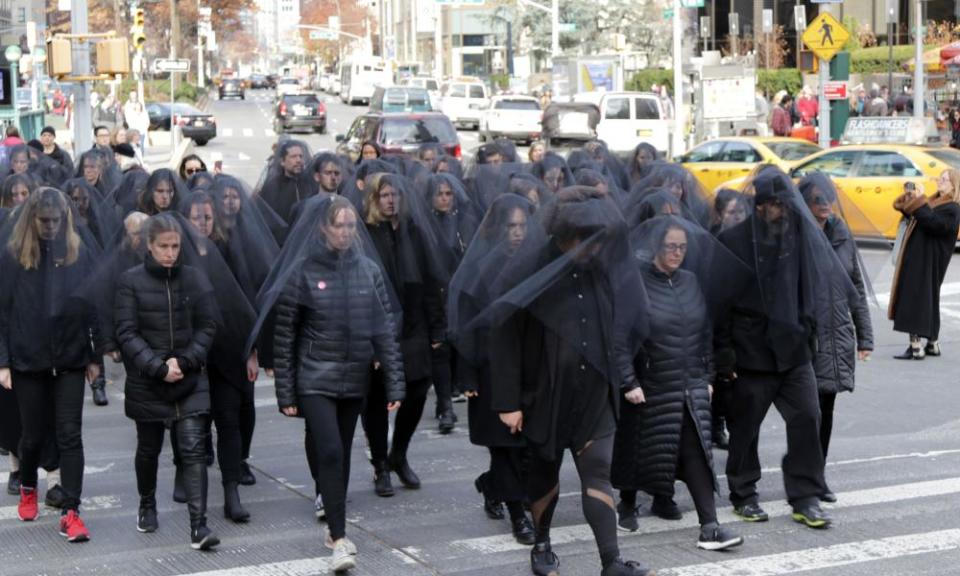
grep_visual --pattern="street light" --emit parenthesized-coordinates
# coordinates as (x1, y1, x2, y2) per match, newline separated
(5, 45, 22, 128)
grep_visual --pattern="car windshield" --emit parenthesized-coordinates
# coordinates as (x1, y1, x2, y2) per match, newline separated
(766, 141, 821, 161)
(280, 78, 298, 85)
(172, 104, 203, 115)
(284, 95, 320, 106)
(495, 99, 540, 110)
(381, 117, 457, 145)
(926, 149, 960, 170)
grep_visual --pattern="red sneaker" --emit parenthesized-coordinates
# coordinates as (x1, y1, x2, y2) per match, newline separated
(59, 510, 90, 542)
(18, 488, 38, 521)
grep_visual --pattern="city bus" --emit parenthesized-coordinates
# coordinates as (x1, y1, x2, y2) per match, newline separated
(339, 56, 391, 105)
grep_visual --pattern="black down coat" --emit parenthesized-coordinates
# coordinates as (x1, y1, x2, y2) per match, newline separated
(273, 245, 405, 408)
(812, 217, 873, 394)
(612, 266, 715, 496)
(114, 253, 218, 422)
(888, 193, 960, 340)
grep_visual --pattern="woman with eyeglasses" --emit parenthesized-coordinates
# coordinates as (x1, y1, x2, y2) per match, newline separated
(612, 216, 743, 552)
(798, 172, 873, 503)
(179, 155, 208, 183)
(0, 188, 105, 543)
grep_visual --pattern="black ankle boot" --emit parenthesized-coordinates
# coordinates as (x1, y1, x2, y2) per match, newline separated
(474, 473, 504, 519)
(388, 452, 421, 489)
(511, 514, 536, 545)
(712, 417, 729, 450)
(91, 377, 108, 406)
(373, 460, 394, 497)
(223, 482, 250, 523)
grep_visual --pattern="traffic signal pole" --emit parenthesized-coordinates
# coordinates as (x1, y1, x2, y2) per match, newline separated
(70, 0, 93, 154)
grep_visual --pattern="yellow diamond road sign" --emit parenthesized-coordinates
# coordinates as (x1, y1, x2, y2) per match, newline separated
(802, 12, 849, 62)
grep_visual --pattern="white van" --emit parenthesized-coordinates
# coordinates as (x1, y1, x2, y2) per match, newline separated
(440, 79, 489, 130)
(575, 91, 670, 158)
(339, 56, 392, 105)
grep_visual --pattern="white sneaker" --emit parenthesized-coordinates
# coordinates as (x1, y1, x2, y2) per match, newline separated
(330, 539, 357, 572)
(325, 529, 357, 555)
(315, 494, 325, 521)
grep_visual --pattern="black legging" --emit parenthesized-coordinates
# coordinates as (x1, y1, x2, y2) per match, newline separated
(526, 434, 620, 568)
(818, 391, 836, 459)
(430, 344, 453, 415)
(363, 371, 430, 462)
(15, 370, 85, 511)
(675, 407, 718, 526)
(209, 364, 255, 485)
(300, 395, 363, 541)
(135, 416, 209, 523)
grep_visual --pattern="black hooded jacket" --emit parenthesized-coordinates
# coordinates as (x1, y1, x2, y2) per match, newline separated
(259, 172, 318, 225)
(114, 253, 218, 422)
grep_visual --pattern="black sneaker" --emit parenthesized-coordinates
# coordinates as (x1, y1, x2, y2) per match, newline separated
(137, 506, 158, 533)
(45, 484, 66, 509)
(651, 495, 682, 520)
(91, 377, 109, 406)
(239, 461, 256, 486)
(697, 522, 744, 551)
(6, 470, 20, 495)
(601, 557, 656, 576)
(438, 410, 456, 435)
(530, 541, 560, 576)
(820, 488, 837, 503)
(373, 461, 394, 497)
(733, 502, 769, 522)
(617, 500, 639, 532)
(190, 524, 220, 550)
(792, 502, 832, 529)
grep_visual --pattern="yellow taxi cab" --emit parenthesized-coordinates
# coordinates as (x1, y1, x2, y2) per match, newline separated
(679, 137, 822, 194)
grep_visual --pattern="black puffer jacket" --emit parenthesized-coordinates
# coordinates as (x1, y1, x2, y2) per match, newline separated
(612, 266, 714, 496)
(812, 217, 874, 394)
(114, 254, 218, 422)
(273, 244, 405, 408)
(0, 242, 101, 372)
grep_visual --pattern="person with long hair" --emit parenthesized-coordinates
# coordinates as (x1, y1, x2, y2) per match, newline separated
(0, 188, 103, 542)
(889, 168, 960, 359)
(0, 173, 36, 209)
(114, 214, 220, 550)
(139, 169, 182, 215)
(179, 154, 208, 183)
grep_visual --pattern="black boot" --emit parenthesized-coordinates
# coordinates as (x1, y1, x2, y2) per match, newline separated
(91, 376, 108, 407)
(438, 409, 456, 434)
(712, 417, 729, 450)
(239, 461, 256, 486)
(373, 460, 394, 497)
(511, 514, 536, 545)
(223, 482, 250, 523)
(173, 466, 187, 503)
(137, 493, 158, 533)
(184, 462, 219, 550)
(388, 451, 421, 489)
(474, 473, 504, 519)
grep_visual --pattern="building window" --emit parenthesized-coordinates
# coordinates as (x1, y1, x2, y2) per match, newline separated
(17, 6, 25, 22)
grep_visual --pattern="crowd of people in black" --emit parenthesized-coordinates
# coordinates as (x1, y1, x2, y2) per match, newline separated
(0, 128, 958, 576)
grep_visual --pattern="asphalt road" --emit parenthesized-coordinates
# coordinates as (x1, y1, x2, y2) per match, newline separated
(3, 91, 960, 575)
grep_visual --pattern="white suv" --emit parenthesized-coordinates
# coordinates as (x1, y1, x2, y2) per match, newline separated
(441, 80, 489, 130)
(480, 95, 542, 144)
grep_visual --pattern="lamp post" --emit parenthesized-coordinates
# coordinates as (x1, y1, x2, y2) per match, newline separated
(5, 44, 22, 131)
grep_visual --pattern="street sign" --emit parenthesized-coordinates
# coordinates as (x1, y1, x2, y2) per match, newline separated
(309, 30, 337, 40)
(802, 12, 849, 62)
(823, 80, 848, 100)
(557, 23, 576, 33)
(794, 5, 807, 32)
(762, 9, 773, 34)
(700, 16, 711, 39)
(153, 58, 190, 73)
(681, 0, 704, 7)
(728, 13, 739, 35)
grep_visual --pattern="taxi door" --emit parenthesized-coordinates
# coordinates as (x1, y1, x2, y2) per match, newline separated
(791, 149, 867, 232)
(680, 140, 729, 194)
(712, 141, 764, 190)
(850, 150, 928, 238)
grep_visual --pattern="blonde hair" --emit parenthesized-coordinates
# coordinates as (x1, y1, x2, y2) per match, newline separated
(943, 168, 960, 203)
(363, 173, 402, 225)
(7, 187, 80, 270)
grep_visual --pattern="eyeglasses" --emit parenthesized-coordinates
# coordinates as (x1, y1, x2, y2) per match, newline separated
(185, 167, 206, 176)
(810, 195, 831, 207)
(661, 243, 688, 254)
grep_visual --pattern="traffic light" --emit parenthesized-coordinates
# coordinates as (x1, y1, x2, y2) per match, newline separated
(97, 37, 131, 74)
(132, 9, 146, 50)
(46, 38, 72, 77)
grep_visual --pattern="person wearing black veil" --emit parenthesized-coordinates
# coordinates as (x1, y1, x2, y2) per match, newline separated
(256, 195, 405, 572)
(361, 172, 444, 497)
(530, 152, 575, 195)
(256, 140, 317, 225)
(494, 138, 520, 163)
(357, 140, 383, 163)
(113, 213, 221, 550)
(447, 194, 537, 544)
(76, 149, 121, 198)
(423, 173, 478, 433)
(628, 143, 659, 184)
(481, 187, 654, 576)
(798, 172, 874, 502)
(628, 163, 710, 227)
(475, 142, 505, 166)
(138, 168, 185, 215)
(0, 188, 105, 543)
(178, 154, 208, 183)
(434, 154, 464, 181)
(612, 215, 744, 551)
(5, 144, 31, 176)
(1, 172, 36, 209)
(417, 142, 443, 169)
(710, 188, 750, 236)
(106, 169, 150, 218)
(715, 168, 849, 529)
(509, 173, 551, 210)
(187, 170, 216, 192)
(343, 158, 397, 213)
(311, 152, 345, 195)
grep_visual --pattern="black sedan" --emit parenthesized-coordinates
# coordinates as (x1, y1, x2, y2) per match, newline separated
(248, 74, 270, 89)
(147, 102, 217, 146)
(274, 93, 326, 134)
(219, 78, 245, 100)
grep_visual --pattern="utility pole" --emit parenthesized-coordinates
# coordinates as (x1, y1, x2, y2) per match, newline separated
(817, 3, 832, 149)
(434, 5, 443, 77)
(551, 0, 559, 58)
(913, 0, 923, 118)
(71, 0, 93, 153)
(672, 0, 684, 156)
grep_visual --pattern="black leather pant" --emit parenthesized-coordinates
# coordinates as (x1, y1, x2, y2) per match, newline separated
(136, 416, 209, 527)
(209, 365, 255, 485)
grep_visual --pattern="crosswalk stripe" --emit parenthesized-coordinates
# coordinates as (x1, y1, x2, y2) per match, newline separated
(173, 557, 331, 576)
(242, 128, 254, 138)
(209, 152, 223, 162)
(660, 528, 960, 576)
(222, 128, 233, 137)
(0, 495, 119, 521)
(265, 128, 275, 138)
(441, 476, 960, 556)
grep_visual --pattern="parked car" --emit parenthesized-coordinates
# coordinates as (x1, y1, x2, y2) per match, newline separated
(248, 74, 269, 89)
(275, 77, 300, 97)
(479, 95, 542, 144)
(219, 78, 245, 100)
(335, 112, 460, 163)
(274, 93, 326, 134)
(265, 74, 280, 89)
(369, 86, 433, 113)
(318, 74, 331, 92)
(146, 102, 217, 146)
(401, 76, 441, 110)
(440, 79, 489, 130)
(541, 102, 600, 148)
(574, 91, 670, 159)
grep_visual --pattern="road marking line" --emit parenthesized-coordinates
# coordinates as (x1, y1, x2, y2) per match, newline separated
(242, 128, 254, 138)
(448, 476, 960, 555)
(660, 528, 960, 576)
(238, 152, 251, 161)
(265, 129, 275, 138)
(0, 495, 119, 521)
(222, 128, 234, 138)
(173, 557, 331, 576)
(210, 152, 223, 162)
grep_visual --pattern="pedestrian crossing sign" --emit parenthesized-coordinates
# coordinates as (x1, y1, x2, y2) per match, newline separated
(801, 12, 849, 62)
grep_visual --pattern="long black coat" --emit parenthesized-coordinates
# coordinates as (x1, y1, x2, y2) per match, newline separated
(273, 245, 405, 408)
(813, 217, 873, 394)
(367, 219, 444, 383)
(611, 266, 714, 495)
(114, 254, 218, 422)
(259, 172, 318, 226)
(889, 194, 960, 340)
